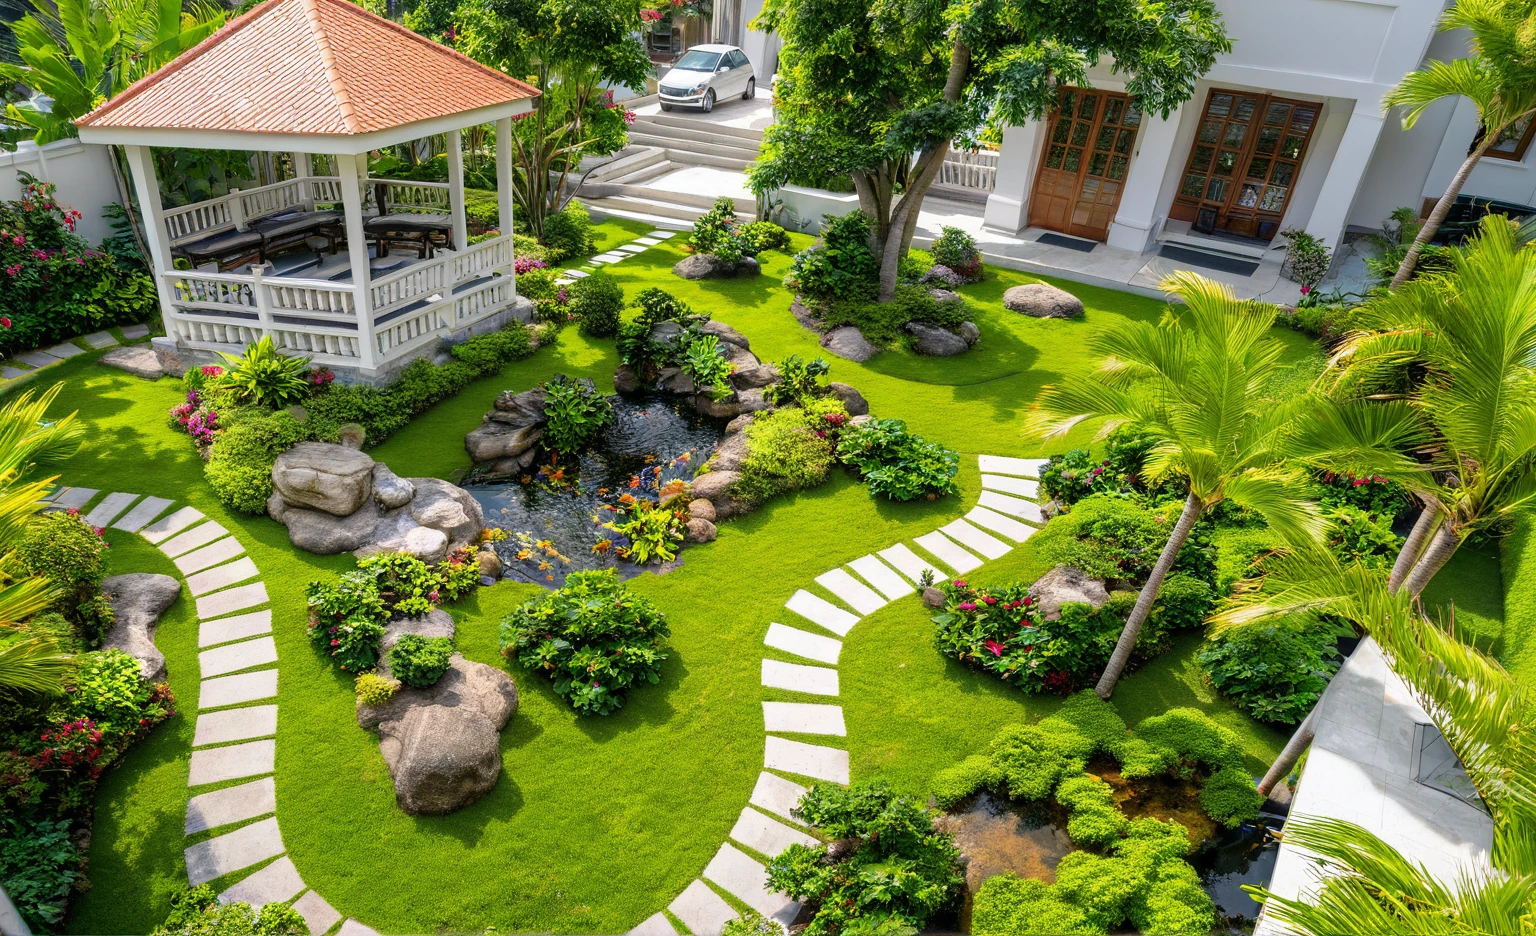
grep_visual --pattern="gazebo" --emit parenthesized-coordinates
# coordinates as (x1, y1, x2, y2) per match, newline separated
(76, 0, 540, 382)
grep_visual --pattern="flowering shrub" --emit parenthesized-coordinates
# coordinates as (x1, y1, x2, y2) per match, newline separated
(835, 417, 960, 501)
(735, 400, 845, 503)
(1039, 449, 1124, 505)
(499, 569, 672, 715)
(1313, 469, 1409, 517)
(306, 570, 389, 671)
(929, 225, 983, 282)
(1280, 227, 1331, 290)
(689, 197, 754, 262)
(920, 264, 967, 288)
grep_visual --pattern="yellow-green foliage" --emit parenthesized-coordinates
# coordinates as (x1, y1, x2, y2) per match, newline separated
(354, 672, 399, 705)
(735, 401, 847, 504)
(930, 754, 1001, 809)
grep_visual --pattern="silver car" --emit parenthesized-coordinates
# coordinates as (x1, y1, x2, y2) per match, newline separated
(658, 44, 756, 113)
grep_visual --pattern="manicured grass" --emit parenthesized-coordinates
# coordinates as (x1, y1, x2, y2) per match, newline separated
(30, 218, 1490, 933)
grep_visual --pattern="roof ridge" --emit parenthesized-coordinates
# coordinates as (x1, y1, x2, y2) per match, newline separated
(300, 0, 361, 134)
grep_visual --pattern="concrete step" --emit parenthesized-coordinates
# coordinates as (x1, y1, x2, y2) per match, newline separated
(611, 159, 678, 186)
(634, 113, 765, 144)
(928, 183, 990, 206)
(628, 131, 761, 164)
(583, 194, 709, 223)
(1157, 228, 1275, 260)
(582, 147, 669, 184)
(612, 182, 754, 215)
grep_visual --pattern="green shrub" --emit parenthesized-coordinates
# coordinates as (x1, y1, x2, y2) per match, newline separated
(357, 552, 440, 617)
(930, 225, 983, 280)
(305, 570, 388, 672)
(1124, 708, 1248, 778)
(216, 337, 312, 407)
(68, 649, 158, 732)
(1039, 450, 1123, 506)
(0, 814, 80, 931)
(719, 911, 780, 936)
(785, 210, 879, 301)
(735, 405, 842, 503)
(204, 408, 309, 514)
(762, 354, 830, 406)
(1140, 572, 1215, 656)
(499, 570, 671, 715)
(689, 197, 752, 257)
(820, 284, 968, 346)
(1313, 470, 1409, 517)
(931, 753, 1000, 808)
(462, 188, 501, 232)
(1197, 620, 1341, 725)
(541, 374, 615, 454)
(1325, 505, 1402, 568)
(740, 220, 789, 252)
(354, 671, 399, 705)
(152, 883, 306, 935)
(542, 201, 594, 261)
(1056, 775, 1127, 847)
(1211, 526, 1279, 594)
(837, 417, 960, 501)
(1033, 495, 1197, 585)
(972, 875, 1097, 936)
(988, 721, 1096, 801)
(1198, 765, 1265, 828)
(387, 634, 454, 688)
(569, 272, 624, 337)
(17, 510, 111, 646)
(678, 333, 735, 400)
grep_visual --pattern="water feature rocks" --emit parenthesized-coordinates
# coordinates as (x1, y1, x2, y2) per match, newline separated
(906, 321, 976, 357)
(1030, 565, 1110, 621)
(1004, 283, 1084, 319)
(691, 470, 741, 509)
(828, 382, 869, 416)
(658, 368, 696, 395)
(409, 479, 484, 547)
(708, 433, 750, 473)
(688, 498, 717, 522)
(272, 442, 376, 516)
(372, 465, 415, 510)
(673, 253, 761, 280)
(700, 320, 750, 348)
(101, 573, 181, 681)
(476, 548, 503, 579)
(613, 364, 641, 393)
(731, 363, 779, 390)
(685, 518, 718, 543)
(822, 326, 879, 362)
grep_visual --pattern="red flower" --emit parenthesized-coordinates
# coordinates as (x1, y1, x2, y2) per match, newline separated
(984, 640, 1006, 657)
(0, 317, 10, 329)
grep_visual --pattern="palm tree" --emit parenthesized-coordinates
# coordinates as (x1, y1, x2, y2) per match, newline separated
(0, 385, 85, 626)
(1327, 215, 1536, 596)
(0, 632, 74, 696)
(1024, 272, 1423, 698)
(1381, 0, 1536, 289)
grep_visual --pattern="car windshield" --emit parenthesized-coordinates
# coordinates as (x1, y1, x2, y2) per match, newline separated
(674, 50, 722, 72)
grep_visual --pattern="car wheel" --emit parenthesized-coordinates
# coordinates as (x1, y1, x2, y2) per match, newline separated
(744, 78, 755, 100)
(660, 102, 673, 112)
(702, 89, 715, 113)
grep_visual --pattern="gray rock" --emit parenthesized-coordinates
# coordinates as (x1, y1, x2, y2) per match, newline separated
(491, 386, 548, 422)
(821, 326, 879, 363)
(101, 573, 181, 681)
(736, 388, 771, 413)
(695, 397, 743, 419)
(724, 342, 759, 372)
(691, 470, 741, 507)
(849, 414, 874, 427)
(959, 321, 981, 346)
(688, 498, 717, 522)
(827, 382, 869, 416)
(921, 586, 946, 609)
(905, 321, 970, 357)
(731, 363, 780, 390)
(673, 253, 761, 280)
(929, 288, 962, 305)
(725, 413, 757, 434)
(685, 518, 718, 543)
(1030, 565, 1110, 622)
(699, 320, 750, 349)
(275, 499, 381, 554)
(487, 448, 540, 475)
(380, 610, 456, 670)
(409, 478, 485, 549)
(359, 655, 518, 733)
(613, 364, 641, 394)
(372, 464, 415, 510)
(658, 367, 696, 395)
(791, 297, 822, 333)
(357, 522, 449, 564)
(378, 702, 502, 815)
(465, 420, 543, 464)
(1003, 283, 1084, 319)
(100, 346, 163, 379)
(272, 442, 376, 516)
(708, 433, 750, 473)
(649, 321, 685, 349)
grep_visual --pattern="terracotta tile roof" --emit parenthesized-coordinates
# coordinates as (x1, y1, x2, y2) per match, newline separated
(77, 0, 538, 135)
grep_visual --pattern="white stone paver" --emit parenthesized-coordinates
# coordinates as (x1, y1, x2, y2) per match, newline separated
(703, 843, 801, 925)
(616, 244, 646, 253)
(187, 556, 259, 596)
(813, 569, 886, 616)
(292, 890, 342, 936)
(176, 537, 246, 574)
(112, 495, 173, 532)
(83, 492, 139, 528)
(51, 487, 98, 510)
(649, 231, 677, 239)
(200, 609, 273, 648)
(218, 856, 305, 908)
(877, 543, 945, 585)
(188, 738, 276, 786)
(161, 520, 230, 557)
(764, 736, 849, 784)
(635, 236, 663, 246)
(978, 455, 1047, 478)
(122, 323, 151, 339)
(761, 659, 838, 697)
(730, 807, 819, 858)
(628, 912, 680, 936)
(141, 505, 205, 543)
(592, 252, 625, 262)
(42, 341, 86, 360)
(184, 816, 285, 886)
(847, 554, 913, 601)
(667, 879, 737, 936)
(981, 473, 1040, 499)
(914, 531, 983, 574)
(185, 777, 277, 835)
(194, 705, 278, 747)
(197, 581, 269, 619)
(785, 589, 858, 636)
(200, 670, 278, 709)
(749, 771, 808, 822)
(337, 919, 380, 936)
(762, 701, 845, 736)
(763, 622, 841, 665)
(83, 330, 119, 349)
(199, 637, 278, 678)
(979, 490, 1044, 523)
(966, 506, 1036, 543)
(940, 518, 1011, 560)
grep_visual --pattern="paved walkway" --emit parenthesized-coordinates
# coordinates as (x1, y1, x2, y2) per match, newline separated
(556, 229, 679, 286)
(3, 324, 150, 380)
(628, 455, 1047, 936)
(49, 487, 363, 936)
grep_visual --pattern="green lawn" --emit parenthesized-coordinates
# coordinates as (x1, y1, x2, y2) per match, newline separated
(31, 218, 1495, 933)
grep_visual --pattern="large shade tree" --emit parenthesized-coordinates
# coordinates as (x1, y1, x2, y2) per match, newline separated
(748, 0, 1231, 301)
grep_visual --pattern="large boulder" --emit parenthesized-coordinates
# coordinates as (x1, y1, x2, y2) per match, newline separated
(1003, 283, 1085, 319)
(465, 421, 543, 464)
(372, 464, 415, 511)
(357, 513, 450, 564)
(490, 386, 548, 423)
(673, 253, 761, 280)
(828, 382, 869, 417)
(731, 363, 780, 390)
(693, 394, 743, 420)
(272, 442, 376, 516)
(101, 573, 181, 682)
(409, 478, 485, 549)
(658, 367, 696, 395)
(699, 320, 750, 349)
(959, 321, 981, 346)
(270, 497, 381, 554)
(791, 298, 822, 333)
(723, 342, 759, 372)
(691, 470, 741, 508)
(685, 518, 718, 543)
(708, 433, 750, 473)
(1030, 565, 1110, 622)
(905, 321, 971, 357)
(613, 364, 642, 393)
(821, 326, 879, 363)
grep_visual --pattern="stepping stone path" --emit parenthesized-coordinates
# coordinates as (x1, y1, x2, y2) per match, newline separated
(49, 487, 367, 934)
(631, 454, 1048, 936)
(555, 230, 681, 285)
(2, 334, 121, 380)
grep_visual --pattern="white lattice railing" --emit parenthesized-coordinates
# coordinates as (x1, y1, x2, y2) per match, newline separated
(375, 179, 451, 213)
(375, 300, 450, 359)
(163, 199, 235, 246)
(452, 236, 513, 282)
(938, 148, 999, 192)
(164, 177, 347, 245)
(370, 262, 449, 314)
(454, 277, 511, 325)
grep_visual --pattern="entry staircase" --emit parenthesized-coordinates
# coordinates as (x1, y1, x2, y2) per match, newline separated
(580, 112, 762, 223)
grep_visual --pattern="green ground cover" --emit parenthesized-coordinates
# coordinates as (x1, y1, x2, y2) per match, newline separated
(22, 217, 1502, 933)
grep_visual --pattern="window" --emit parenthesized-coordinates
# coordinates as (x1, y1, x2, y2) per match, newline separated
(674, 50, 722, 72)
(1481, 114, 1535, 161)
(1410, 723, 1487, 814)
(729, 50, 750, 69)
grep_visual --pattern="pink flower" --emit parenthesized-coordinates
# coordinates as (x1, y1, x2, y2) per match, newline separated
(1300, 285, 1312, 295)
(984, 640, 1006, 657)
(953, 579, 967, 587)
(958, 601, 976, 611)
(982, 596, 998, 605)
(1021, 596, 1033, 607)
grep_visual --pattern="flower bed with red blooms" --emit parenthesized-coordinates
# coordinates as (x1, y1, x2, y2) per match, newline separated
(0, 173, 156, 356)
(931, 579, 1125, 695)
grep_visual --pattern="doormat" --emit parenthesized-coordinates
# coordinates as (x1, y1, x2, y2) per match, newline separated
(1158, 244, 1260, 276)
(1037, 232, 1098, 253)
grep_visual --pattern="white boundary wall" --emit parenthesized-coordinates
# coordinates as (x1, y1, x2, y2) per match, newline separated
(0, 140, 122, 246)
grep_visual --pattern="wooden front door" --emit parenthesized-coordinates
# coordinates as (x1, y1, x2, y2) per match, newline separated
(1170, 89, 1321, 238)
(1028, 87, 1143, 241)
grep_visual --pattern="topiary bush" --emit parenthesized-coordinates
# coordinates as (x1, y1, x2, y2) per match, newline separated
(204, 408, 309, 515)
(734, 400, 846, 503)
(17, 510, 112, 647)
(387, 634, 454, 689)
(1056, 775, 1128, 847)
(836, 417, 960, 501)
(569, 272, 624, 338)
(541, 200, 594, 261)
(354, 671, 399, 705)
(930, 753, 1001, 809)
(740, 220, 789, 253)
(929, 225, 983, 282)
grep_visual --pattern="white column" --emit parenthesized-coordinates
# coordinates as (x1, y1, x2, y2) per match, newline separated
(123, 145, 180, 341)
(1107, 104, 1185, 253)
(445, 128, 469, 252)
(983, 122, 1045, 232)
(338, 153, 377, 372)
(292, 152, 314, 211)
(1303, 107, 1387, 251)
(495, 116, 516, 287)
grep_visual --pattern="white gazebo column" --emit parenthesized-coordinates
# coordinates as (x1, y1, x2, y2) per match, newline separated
(445, 128, 469, 252)
(292, 152, 314, 211)
(983, 122, 1046, 233)
(1303, 106, 1387, 251)
(122, 145, 180, 341)
(495, 116, 516, 287)
(1107, 104, 1185, 253)
(338, 153, 377, 372)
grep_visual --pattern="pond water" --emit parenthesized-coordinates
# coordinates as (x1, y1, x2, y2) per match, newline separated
(462, 392, 727, 587)
(1190, 818, 1283, 934)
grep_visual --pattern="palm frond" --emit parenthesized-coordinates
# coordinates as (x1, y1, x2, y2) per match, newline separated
(0, 631, 73, 696)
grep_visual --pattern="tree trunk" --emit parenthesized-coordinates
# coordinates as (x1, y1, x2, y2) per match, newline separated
(1257, 705, 1317, 797)
(107, 145, 151, 268)
(1095, 490, 1205, 698)
(1388, 504, 1441, 594)
(1402, 522, 1461, 598)
(1390, 133, 1496, 289)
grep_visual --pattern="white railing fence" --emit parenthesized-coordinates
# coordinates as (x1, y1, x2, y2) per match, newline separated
(161, 177, 453, 246)
(938, 148, 999, 193)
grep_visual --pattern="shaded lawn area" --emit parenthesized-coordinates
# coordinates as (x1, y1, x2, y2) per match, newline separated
(33, 216, 1490, 933)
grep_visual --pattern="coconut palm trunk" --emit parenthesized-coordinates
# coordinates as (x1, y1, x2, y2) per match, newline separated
(1256, 704, 1317, 797)
(1402, 522, 1461, 598)
(1095, 490, 1204, 699)
(1389, 134, 1496, 289)
(1388, 503, 1441, 593)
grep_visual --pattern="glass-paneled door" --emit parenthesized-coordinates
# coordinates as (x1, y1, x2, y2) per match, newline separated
(1028, 86, 1143, 241)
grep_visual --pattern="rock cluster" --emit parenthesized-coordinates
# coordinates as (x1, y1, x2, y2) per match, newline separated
(673, 253, 762, 280)
(611, 320, 780, 424)
(904, 320, 980, 357)
(793, 292, 981, 360)
(1003, 283, 1085, 319)
(268, 442, 484, 562)
(1029, 565, 1110, 621)
(101, 573, 181, 681)
(357, 610, 519, 815)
